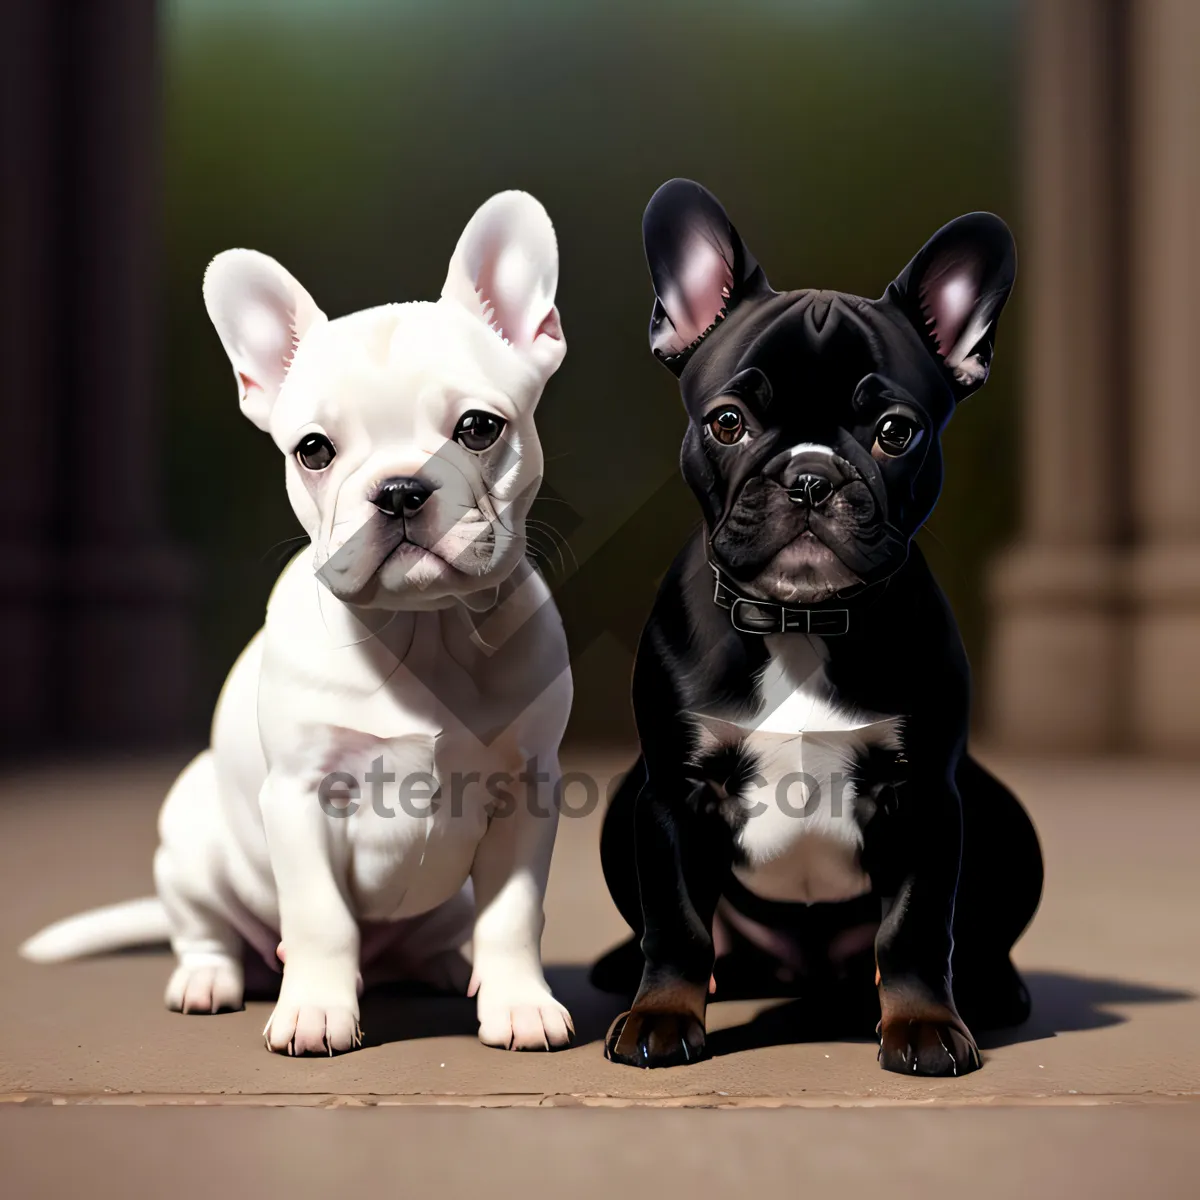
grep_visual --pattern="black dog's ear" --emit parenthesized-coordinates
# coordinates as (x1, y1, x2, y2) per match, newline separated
(886, 213, 1016, 398)
(643, 179, 773, 374)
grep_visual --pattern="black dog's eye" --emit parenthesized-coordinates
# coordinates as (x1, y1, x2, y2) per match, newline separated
(454, 410, 506, 453)
(707, 406, 746, 446)
(295, 433, 336, 471)
(873, 415, 922, 458)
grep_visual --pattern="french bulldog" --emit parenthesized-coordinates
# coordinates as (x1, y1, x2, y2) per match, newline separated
(595, 180, 1043, 1075)
(22, 191, 576, 1055)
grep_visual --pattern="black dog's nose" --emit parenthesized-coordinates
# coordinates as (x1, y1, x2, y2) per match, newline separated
(789, 474, 834, 508)
(372, 477, 435, 517)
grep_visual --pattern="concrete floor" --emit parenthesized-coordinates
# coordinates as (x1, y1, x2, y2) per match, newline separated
(2, 749, 1198, 1195)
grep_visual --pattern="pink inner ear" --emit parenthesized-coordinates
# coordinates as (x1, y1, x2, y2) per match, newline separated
(233, 284, 302, 393)
(659, 230, 734, 354)
(472, 239, 544, 347)
(920, 256, 983, 359)
(534, 307, 563, 343)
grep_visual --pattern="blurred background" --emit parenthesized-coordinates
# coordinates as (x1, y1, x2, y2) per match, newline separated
(2, 0, 1196, 758)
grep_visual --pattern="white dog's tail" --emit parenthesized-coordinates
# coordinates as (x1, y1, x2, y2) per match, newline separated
(19, 897, 170, 964)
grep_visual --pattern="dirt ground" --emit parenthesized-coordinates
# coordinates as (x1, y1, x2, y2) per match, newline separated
(2, 750, 1198, 1196)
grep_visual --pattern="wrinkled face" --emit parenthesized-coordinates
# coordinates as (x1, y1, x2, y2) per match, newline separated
(203, 191, 566, 610)
(643, 180, 1015, 604)
(678, 295, 954, 603)
(274, 303, 547, 608)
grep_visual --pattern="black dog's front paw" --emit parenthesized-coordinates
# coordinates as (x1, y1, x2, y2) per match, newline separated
(605, 1007, 707, 1067)
(878, 1016, 981, 1076)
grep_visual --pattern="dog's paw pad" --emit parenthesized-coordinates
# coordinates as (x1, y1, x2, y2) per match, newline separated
(165, 960, 244, 1015)
(605, 1008, 706, 1068)
(878, 1017, 981, 1077)
(263, 1001, 362, 1056)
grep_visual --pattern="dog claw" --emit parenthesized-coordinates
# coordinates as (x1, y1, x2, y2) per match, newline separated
(475, 988, 574, 1052)
(263, 1001, 361, 1056)
(878, 1016, 980, 1077)
(166, 960, 244, 1016)
(605, 1008, 706, 1068)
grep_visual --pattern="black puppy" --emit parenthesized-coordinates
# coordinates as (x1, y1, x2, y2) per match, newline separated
(596, 180, 1043, 1076)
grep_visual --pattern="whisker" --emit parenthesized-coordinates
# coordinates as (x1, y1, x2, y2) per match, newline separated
(260, 534, 309, 567)
(528, 494, 578, 507)
(525, 523, 572, 576)
(524, 518, 578, 575)
(524, 534, 563, 577)
(918, 522, 951, 553)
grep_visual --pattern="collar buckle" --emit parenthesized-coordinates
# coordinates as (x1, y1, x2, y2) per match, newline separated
(729, 597, 787, 635)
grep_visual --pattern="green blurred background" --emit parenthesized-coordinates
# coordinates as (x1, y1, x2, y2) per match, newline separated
(161, 0, 1019, 743)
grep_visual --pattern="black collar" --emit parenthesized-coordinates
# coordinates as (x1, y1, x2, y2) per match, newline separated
(710, 563, 852, 636)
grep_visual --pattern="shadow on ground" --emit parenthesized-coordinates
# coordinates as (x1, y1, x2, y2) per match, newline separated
(355, 966, 628, 1049)
(230, 954, 1193, 1055)
(235, 961, 627, 1049)
(978, 971, 1195, 1049)
(703, 970, 1195, 1058)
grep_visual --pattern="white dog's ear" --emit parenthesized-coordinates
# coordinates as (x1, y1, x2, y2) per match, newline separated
(441, 191, 566, 380)
(203, 250, 326, 431)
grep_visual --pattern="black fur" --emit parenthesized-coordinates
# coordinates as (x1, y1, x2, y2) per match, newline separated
(596, 180, 1043, 1075)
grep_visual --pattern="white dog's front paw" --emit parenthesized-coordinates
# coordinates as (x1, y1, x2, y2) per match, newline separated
(264, 999, 361, 1056)
(471, 973, 574, 1051)
(165, 956, 244, 1014)
(264, 972, 361, 1056)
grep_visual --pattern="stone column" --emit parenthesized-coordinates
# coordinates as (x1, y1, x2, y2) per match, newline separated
(60, 0, 194, 745)
(0, 0, 59, 748)
(985, 0, 1128, 751)
(1127, 0, 1200, 754)
(0, 0, 193, 752)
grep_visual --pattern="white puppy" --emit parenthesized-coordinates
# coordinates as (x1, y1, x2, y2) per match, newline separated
(21, 192, 575, 1055)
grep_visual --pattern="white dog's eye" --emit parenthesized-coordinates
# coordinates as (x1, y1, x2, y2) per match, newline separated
(296, 432, 336, 471)
(454, 410, 506, 453)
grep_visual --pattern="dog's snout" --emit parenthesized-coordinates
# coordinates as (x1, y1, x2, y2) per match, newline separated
(372, 476, 436, 517)
(788, 473, 834, 509)
(772, 444, 847, 493)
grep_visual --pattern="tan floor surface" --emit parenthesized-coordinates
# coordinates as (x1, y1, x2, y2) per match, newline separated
(1, 750, 1197, 1194)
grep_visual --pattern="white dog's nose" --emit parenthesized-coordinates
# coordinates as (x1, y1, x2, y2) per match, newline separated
(371, 476, 435, 517)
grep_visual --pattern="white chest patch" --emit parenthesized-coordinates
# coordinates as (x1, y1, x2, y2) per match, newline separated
(687, 635, 902, 904)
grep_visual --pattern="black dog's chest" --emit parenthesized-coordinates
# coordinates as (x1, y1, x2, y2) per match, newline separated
(687, 636, 903, 905)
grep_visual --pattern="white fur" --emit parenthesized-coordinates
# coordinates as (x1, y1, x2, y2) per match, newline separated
(21, 192, 575, 1055)
(786, 442, 838, 462)
(19, 897, 171, 964)
(689, 635, 901, 904)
